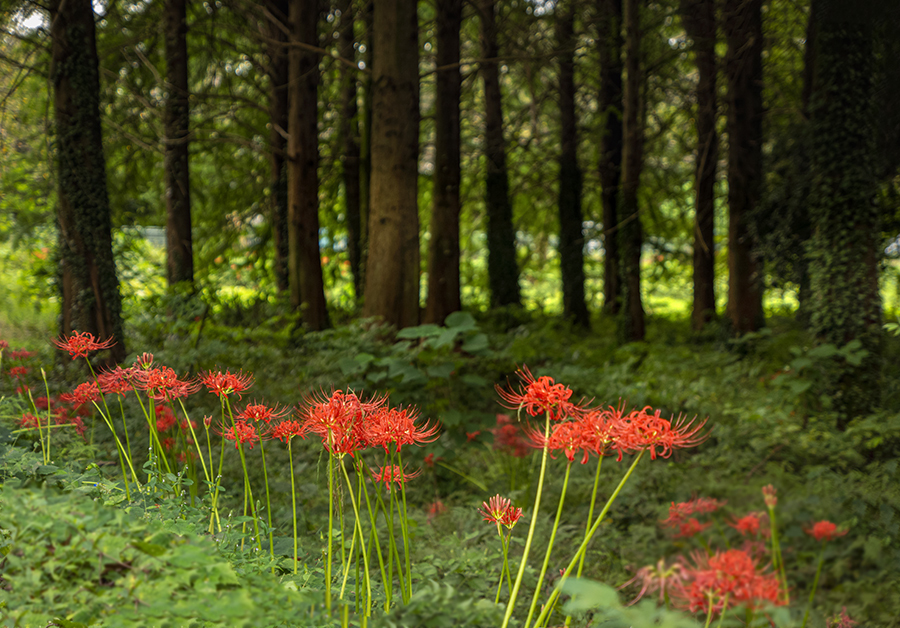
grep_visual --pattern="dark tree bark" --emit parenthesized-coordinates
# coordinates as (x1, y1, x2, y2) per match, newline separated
(424, 0, 462, 325)
(681, 0, 718, 330)
(597, 0, 623, 315)
(50, 0, 126, 362)
(362, 0, 420, 328)
(266, 0, 290, 293)
(358, 0, 374, 288)
(338, 0, 362, 302)
(807, 7, 881, 427)
(478, 0, 521, 308)
(723, 0, 764, 334)
(557, 2, 589, 328)
(164, 0, 193, 287)
(288, 0, 329, 329)
(618, 0, 644, 342)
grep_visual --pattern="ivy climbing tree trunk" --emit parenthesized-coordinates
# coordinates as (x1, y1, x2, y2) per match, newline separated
(362, 0, 420, 329)
(723, 0, 764, 334)
(808, 6, 881, 428)
(50, 0, 126, 362)
(557, 1, 589, 328)
(618, 0, 645, 342)
(425, 0, 462, 325)
(163, 0, 193, 287)
(287, 0, 329, 330)
(479, 0, 521, 308)
(338, 0, 363, 303)
(598, 0, 623, 315)
(681, 0, 718, 331)
(266, 0, 290, 293)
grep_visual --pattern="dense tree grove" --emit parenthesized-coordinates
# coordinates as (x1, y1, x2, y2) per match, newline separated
(1, 0, 898, 423)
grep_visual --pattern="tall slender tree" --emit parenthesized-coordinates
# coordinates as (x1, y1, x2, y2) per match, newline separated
(265, 0, 291, 293)
(163, 0, 193, 287)
(362, 0, 420, 328)
(681, 0, 718, 330)
(807, 3, 881, 427)
(358, 0, 374, 288)
(723, 0, 764, 334)
(597, 0, 623, 315)
(338, 0, 363, 302)
(287, 0, 329, 329)
(478, 0, 521, 308)
(50, 0, 126, 361)
(618, 0, 644, 342)
(556, 0, 589, 328)
(425, 0, 463, 324)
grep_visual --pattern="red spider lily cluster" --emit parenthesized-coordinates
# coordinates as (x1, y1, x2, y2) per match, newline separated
(805, 520, 846, 542)
(370, 464, 421, 491)
(676, 549, 782, 614)
(491, 414, 529, 457)
(619, 558, 689, 606)
(480, 494, 523, 529)
(52, 331, 115, 360)
(661, 496, 727, 538)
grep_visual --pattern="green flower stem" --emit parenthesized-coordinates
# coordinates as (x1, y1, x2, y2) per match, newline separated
(533, 451, 645, 628)
(564, 455, 605, 627)
(714, 593, 729, 628)
(326, 453, 335, 612)
(90, 399, 138, 498)
(397, 448, 413, 598)
(339, 514, 358, 599)
(360, 459, 389, 611)
(524, 461, 572, 628)
(288, 439, 299, 574)
(801, 543, 827, 628)
(494, 524, 511, 604)
(175, 399, 211, 484)
(129, 383, 170, 477)
(208, 430, 227, 534)
(117, 397, 133, 473)
(767, 505, 789, 603)
(702, 594, 715, 628)
(501, 412, 552, 628)
(40, 369, 52, 465)
(340, 458, 372, 615)
(388, 480, 409, 602)
(225, 398, 261, 553)
(257, 438, 275, 564)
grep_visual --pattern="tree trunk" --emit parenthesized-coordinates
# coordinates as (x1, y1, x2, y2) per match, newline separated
(358, 0, 374, 289)
(723, 0, 764, 334)
(557, 2, 589, 328)
(424, 0, 462, 325)
(266, 0, 290, 293)
(682, 0, 718, 330)
(808, 8, 881, 427)
(618, 0, 644, 342)
(164, 0, 193, 287)
(479, 0, 521, 308)
(50, 0, 126, 362)
(362, 0, 420, 329)
(338, 0, 362, 302)
(597, 0, 623, 315)
(288, 0, 329, 329)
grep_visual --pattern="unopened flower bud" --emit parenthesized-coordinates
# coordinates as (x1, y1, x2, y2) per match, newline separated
(762, 484, 778, 508)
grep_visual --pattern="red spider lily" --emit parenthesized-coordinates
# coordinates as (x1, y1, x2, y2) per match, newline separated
(730, 513, 763, 537)
(271, 419, 305, 444)
(427, 500, 448, 522)
(479, 494, 523, 528)
(578, 406, 623, 458)
(219, 419, 259, 449)
(424, 453, 435, 467)
(155, 405, 177, 432)
(466, 430, 481, 442)
(34, 396, 53, 411)
(9, 349, 37, 360)
(8, 366, 28, 378)
(525, 420, 591, 464)
(96, 367, 133, 396)
(491, 414, 530, 457)
(828, 607, 858, 628)
(162, 437, 176, 451)
(675, 549, 783, 614)
(60, 381, 100, 408)
(661, 497, 727, 528)
(674, 518, 712, 538)
(199, 369, 254, 400)
(135, 367, 197, 401)
(203, 415, 212, 428)
(619, 558, 689, 606)
(496, 366, 584, 421)
(135, 353, 154, 369)
(18, 413, 45, 430)
(53, 331, 116, 360)
(762, 484, 778, 508)
(179, 419, 197, 432)
(615, 407, 709, 460)
(236, 402, 288, 424)
(370, 464, 421, 491)
(366, 406, 440, 453)
(805, 520, 847, 542)
(0, 340, 7, 350)
(301, 390, 385, 456)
